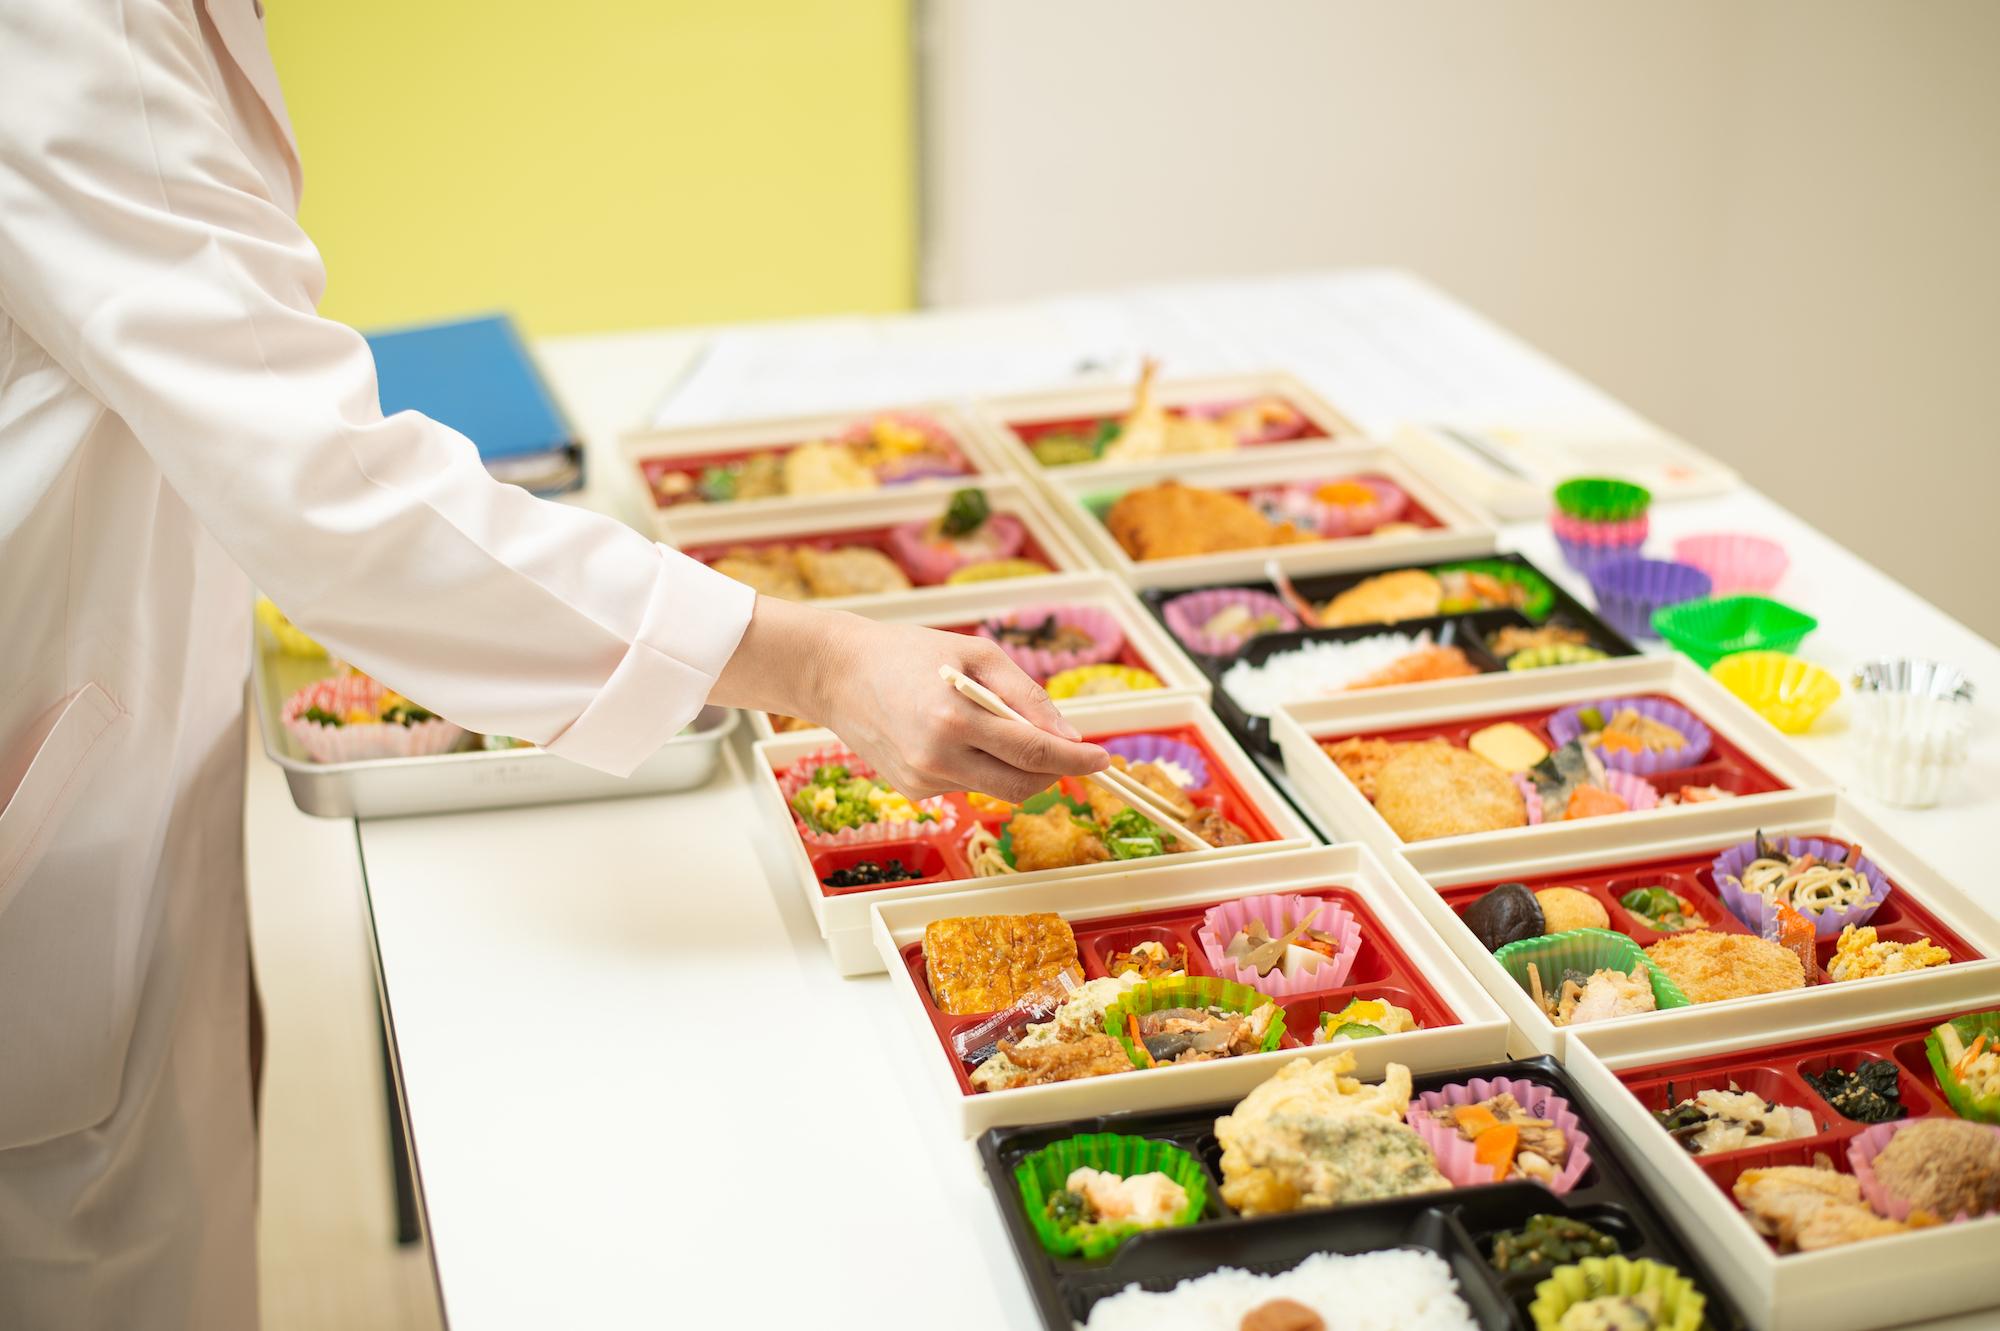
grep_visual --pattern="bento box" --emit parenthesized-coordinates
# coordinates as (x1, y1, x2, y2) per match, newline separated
(659, 480, 1098, 613)
(1271, 655, 1836, 863)
(1565, 992, 2000, 1331)
(619, 401, 1001, 542)
(746, 574, 1212, 741)
(965, 368, 1363, 482)
(981, 1052, 1750, 1331)
(1139, 551, 1639, 759)
(750, 693, 1317, 975)
(870, 844, 1509, 1136)
(252, 643, 738, 819)
(1035, 444, 1499, 591)
(1378, 790, 2000, 1061)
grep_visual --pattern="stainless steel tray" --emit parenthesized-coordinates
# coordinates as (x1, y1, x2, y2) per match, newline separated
(253, 645, 738, 820)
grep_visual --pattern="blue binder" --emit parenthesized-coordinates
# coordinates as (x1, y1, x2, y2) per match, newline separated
(364, 313, 582, 496)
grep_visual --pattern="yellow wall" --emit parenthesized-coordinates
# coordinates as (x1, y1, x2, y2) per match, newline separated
(265, 1, 915, 336)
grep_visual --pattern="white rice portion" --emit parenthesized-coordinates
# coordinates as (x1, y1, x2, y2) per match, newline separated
(1220, 633, 1434, 718)
(1078, 1248, 1479, 1331)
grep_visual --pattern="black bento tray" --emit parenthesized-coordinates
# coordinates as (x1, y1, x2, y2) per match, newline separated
(977, 1056, 1747, 1331)
(1139, 553, 1640, 759)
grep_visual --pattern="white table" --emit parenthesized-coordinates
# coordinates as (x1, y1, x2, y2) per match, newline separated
(349, 284, 1998, 1330)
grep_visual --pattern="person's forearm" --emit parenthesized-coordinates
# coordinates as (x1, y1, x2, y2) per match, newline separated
(708, 595, 851, 724)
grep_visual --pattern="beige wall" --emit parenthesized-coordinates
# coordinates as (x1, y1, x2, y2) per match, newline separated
(921, 0, 2000, 639)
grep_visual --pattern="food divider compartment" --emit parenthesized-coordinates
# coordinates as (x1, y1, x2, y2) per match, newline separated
(679, 515, 1064, 587)
(980, 1057, 1749, 1331)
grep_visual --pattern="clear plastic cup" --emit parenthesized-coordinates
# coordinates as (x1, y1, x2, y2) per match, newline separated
(1849, 658, 1974, 808)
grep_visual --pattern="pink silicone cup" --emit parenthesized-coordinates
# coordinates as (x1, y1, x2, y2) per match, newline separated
(775, 746, 959, 848)
(1162, 589, 1299, 657)
(1710, 834, 1891, 941)
(1551, 512, 1651, 545)
(1848, 1120, 2000, 1223)
(1252, 477, 1409, 538)
(1099, 735, 1210, 789)
(1547, 697, 1713, 776)
(283, 675, 466, 764)
(885, 513, 1026, 585)
(1406, 1077, 1593, 1195)
(975, 605, 1124, 679)
(1196, 893, 1361, 997)
(1673, 533, 1789, 596)
(1513, 769, 1660, 825)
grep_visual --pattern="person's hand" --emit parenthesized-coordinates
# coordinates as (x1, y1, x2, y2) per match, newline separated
(815, 617, 1110, 801)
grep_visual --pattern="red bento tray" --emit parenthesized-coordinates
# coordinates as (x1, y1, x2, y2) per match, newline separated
(897, 886, 1464, 1096)
(679, 516, 1061, 588)
(1010, 399, 1328, 451)
(1322, 692, 1788, 805)
(1092, 474, 1447, 537)
(1439, 836, 1983, 984)
(1614, 1016, 1972, 1246)
(637, 422, 978, 510)
(780, 724, 1284, 899)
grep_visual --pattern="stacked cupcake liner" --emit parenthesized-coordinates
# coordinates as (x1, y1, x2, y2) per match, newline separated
(1710, 834, 1890, 941)
(1710, 651, 1840, 734)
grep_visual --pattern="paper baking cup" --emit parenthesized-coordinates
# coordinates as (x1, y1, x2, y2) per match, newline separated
(1492, 928, 1691, 1013)
(1673, 532, 1789, 595)
(1252, 476, 1409, 537)
(1556, 531, 1647, 575)
(1102, 975, 1286, 1069)
(1587, 557, 1712, 641)
(1195, 893, 1361, 996)
(1925, 1012, 2000, 1124)
(1554, 477, 1652, 523)
(1710, 833, 1890, 940)
(1406, 1077, 1593, 1195)
(1162, 588, 1299, 657)
(1550, 512, 1650, 546)
(1434, 560, 1557, 621)
(1099, 735, 1210, 789)
(977, 605, 1125, 678)
(1046, 664, 1163, 699)
(1548, 697, 1713, 775)
(1850, 658, 1974, 807)
(1710, 651, 1840, 734)
(1507, 644, 1610, 671)
(1014, 1133, 1208, 1259)
(282, 675, 466, 764)
(775, 746, 959, 848)
(1651, 594, 1818, 668)
(885, 513, 1026, 584)
(1530, 1257, 1705, 1331)
(1847, 1120, 2000, 1223)
(1513, 769, 1660, 824)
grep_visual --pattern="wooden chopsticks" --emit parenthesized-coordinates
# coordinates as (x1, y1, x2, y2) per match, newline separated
(937, 665, 1216, 852)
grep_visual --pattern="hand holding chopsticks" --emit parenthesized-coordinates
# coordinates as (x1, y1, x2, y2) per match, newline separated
(940, 665, 1216, 852)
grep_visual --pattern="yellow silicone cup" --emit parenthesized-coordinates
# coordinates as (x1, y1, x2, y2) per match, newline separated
(1045, 664, 1163, 699)
(1710, 650, 1839, 734)
(1529, 1256, 1706, 1331)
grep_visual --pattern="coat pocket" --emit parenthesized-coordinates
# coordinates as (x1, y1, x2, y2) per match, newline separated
(0, 683, 125, 907)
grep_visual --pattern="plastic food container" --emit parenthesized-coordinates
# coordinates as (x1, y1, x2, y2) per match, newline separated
(1848, 657, 1976, 808)
(1709, 652, 1840, 735)
(1587, 557, 1713, 641)
(1672, 533, 1789, 596)
(1651, 595, 1818, 669)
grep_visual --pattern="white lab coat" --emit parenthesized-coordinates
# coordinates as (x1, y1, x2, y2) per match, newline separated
(0, 2, 754, 1325)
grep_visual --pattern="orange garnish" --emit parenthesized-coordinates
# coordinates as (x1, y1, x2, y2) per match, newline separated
(1452, 1104, 1501, 1136)
(1474, 1123, 1521, 1181)
(1565, 786, 1630, 820)
(1314, 481, 1377, 508)
(1956, 1034, 1989, 1079)
(1127, 1013, 1153, 1068)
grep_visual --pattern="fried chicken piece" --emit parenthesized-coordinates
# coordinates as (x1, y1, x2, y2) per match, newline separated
(1374, 745, 1527, 842)
(780, 440, 878, 496)
(1084, 758, 1196, 825)
(712, 548, 809, 599)
(795, 545, 911, 598)
(1643, 932, 1804, 1004)
(1008, 803, 1110, 873)
(1179, 807, 1251, 849)
(981, 1033, 1134, 1087)
(1733, 1164, 1929, 1251)
(1104, 482, 1310, 561)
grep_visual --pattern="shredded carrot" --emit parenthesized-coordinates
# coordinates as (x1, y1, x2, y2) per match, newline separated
(1127, 1013, 1153, 1068)
(1956, 1033, 1989, 1080)
(1452, 1104, 1502, 1137)
(1474, 1123, 1521, 1181)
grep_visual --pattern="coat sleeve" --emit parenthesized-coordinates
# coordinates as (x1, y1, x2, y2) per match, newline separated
(0, 0, 753, 776)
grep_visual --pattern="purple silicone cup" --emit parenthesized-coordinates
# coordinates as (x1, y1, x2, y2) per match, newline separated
(1406, 1077, 1593, 1196)
(1848, 1120, 2000, 1223)
(1547, 697, 1714, 775)
(1710, 834, 1891, 940)
(975, 605, 1124, 679)
(1513, 770, 1660, 825)
(1587, 557, 1713, 641)
(1162, 588, 1299, 658)
(1100, 735, 1210, 790)
(1196, 893, 1361, 997)
(1556, 531, 1646, 575)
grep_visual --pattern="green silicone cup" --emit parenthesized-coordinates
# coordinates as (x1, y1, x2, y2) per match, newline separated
(1529, 1256, 1706, 1331)
(1435, 560, 1558, 622)
(1506, 643, 1611, 671)
(1554, 477, 1652, 523)
(1014, 1133, 1209, 1259)
(1925, 1011, 2000, 1124)
(1103, 975, 1286, 1069)
(1651, 594, 1818, 669)
(1492, 928, 1691, 1016)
